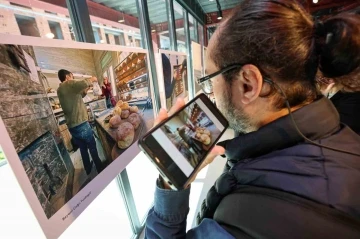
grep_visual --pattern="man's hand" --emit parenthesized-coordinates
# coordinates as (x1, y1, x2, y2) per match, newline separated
(155, 98, 225, 189)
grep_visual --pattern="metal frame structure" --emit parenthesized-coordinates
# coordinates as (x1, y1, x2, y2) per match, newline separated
(184, 9, 195, 100)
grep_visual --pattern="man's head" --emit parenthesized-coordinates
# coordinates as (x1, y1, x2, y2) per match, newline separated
(206, 0, 358, 133)
(58, 69, 73, 83)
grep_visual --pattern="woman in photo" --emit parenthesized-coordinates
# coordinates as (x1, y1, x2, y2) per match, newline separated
(101, 77, 114, 108)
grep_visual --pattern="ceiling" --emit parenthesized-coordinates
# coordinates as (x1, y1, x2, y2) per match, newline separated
(91, 0, 360, 25)
(91, 0, 186, 24)
(197, 0, 240, 13)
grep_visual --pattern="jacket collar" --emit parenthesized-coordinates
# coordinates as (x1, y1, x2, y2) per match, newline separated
(218, 97, 340, 161)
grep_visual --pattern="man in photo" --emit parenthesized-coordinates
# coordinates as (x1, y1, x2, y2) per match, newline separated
(57, 69, 103, 175)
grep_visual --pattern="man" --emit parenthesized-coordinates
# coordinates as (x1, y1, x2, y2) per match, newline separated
(57, 69, 103, 175)
(177, 127, 193, 149)
(145, 1, 360, 238)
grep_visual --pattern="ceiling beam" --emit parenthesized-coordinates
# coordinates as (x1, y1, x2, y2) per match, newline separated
(175, 0, 206, 25)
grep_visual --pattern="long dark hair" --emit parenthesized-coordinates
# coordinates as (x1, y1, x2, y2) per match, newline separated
(213, 0, 360, 108)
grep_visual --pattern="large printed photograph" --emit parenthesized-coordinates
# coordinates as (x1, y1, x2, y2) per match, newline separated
(160, 52, 188, 109)
(0, 44, 154, 219)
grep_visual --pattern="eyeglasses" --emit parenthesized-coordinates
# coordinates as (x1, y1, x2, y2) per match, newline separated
(197, 64, 242, 94)
(197, 64, 274, 95)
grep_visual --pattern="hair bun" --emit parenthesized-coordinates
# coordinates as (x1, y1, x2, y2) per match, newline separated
(319, 14, 360, 78)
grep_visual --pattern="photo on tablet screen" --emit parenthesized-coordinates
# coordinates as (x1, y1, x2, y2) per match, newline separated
(152, 98, 224, 176)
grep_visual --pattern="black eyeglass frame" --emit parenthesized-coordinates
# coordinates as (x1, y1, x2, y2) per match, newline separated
(197, 64, 275, 95)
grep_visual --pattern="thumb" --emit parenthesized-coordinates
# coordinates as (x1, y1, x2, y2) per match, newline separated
(154, 108, 168, 126)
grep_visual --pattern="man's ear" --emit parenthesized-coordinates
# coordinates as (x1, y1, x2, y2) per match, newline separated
(237, 64, 263, 104)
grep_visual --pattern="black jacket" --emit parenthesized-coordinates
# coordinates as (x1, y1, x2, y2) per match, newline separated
(197, 97, 360, 237)
(331, 91, 360, 135)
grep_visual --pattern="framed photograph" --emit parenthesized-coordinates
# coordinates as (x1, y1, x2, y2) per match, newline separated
(0, 34, 155, 239)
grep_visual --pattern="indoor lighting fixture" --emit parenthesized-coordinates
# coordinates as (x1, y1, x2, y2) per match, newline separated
(216, 0, 223, 20)
(45, 32, 55, 39)
(118, 12, 125, 23)
(217, 10, 223, 20)
(313, 0, 318, 3)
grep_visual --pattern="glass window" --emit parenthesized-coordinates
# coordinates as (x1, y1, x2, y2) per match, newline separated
(0, 1, 75, 41)
(188, 15, 197, 43)
(87, 0, 142, 47)
(14, 14, 40, 37)
(147, 0, 170, 50)
(48, 20, 64, 39)
(126, 152, 159, 222)
(198, 23, 204, 46)
(173, 1, 187, 53)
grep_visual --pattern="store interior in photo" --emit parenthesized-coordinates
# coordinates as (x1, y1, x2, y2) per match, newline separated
(36, 47, 155, 187)
(161, 53, 188, 110)
(161, 102, 221, 168)
(95, 51, 154, 165)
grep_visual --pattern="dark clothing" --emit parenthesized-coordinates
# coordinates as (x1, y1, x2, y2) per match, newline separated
(102, 83, 113, 108)
(145, 97, 360, 239)
(57, 79, 92, 128)
(69, 122, 103, 174)
(199, 97, 360, 224)
(331, 91, 360, 134)
(101, 82, 112, 99)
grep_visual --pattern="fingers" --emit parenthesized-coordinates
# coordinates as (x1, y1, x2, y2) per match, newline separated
(198, 145, 225, 172)
(153, 98, 185, 128)
(168, 98, 185, 116)
(154, 108, 168, 126)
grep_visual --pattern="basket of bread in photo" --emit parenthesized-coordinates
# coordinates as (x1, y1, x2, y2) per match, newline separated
(194, 127, 211, 146)
(105, 100, 143, 150)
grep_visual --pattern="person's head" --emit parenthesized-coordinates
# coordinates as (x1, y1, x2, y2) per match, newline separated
(205, 0, 360, 133)
(317, 14, 360, 92)
(104, 77, 109, 85)
(58, 69, 73, 82)
(177, 128, 180, 131)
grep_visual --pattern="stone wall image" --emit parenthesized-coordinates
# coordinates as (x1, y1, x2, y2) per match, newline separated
(19, 132, 69, 218)
(0, 44, 74, 218)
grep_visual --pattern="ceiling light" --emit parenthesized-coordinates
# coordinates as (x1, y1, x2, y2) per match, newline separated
(313, 0, 318, 3)
(217, 10, 223, 20)
(118, 12, 125, 23)
(216, 0, 223, 20)
(45, 32, 55, 39)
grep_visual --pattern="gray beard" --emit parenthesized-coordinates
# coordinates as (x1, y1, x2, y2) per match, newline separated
(218, 90, 257, 134)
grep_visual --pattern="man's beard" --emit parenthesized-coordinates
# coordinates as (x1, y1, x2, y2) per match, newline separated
(218, 89, 257, 134)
